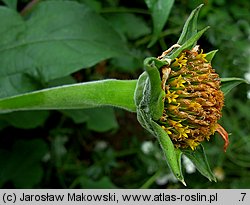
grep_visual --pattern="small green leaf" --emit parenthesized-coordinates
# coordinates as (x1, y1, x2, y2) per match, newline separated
(177, 4, 203, 45)
(221, 78, 248, 95)
(182, 145, 217, 182)
(205, 50, 218, 62)
(145, 0, 175, 47)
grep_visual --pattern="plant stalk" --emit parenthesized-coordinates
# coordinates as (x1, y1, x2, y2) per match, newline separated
(0, 80, 137, 113)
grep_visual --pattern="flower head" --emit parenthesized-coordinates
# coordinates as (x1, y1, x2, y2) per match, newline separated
(158, 46, 228, 151)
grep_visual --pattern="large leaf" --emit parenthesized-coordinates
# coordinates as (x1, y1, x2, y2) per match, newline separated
(182, 145, 217, 182)
(0, 1, 129, 87)
(0, 73, 41, 98)
(104, 13, 151, 40)
(145, 0, 175, 47)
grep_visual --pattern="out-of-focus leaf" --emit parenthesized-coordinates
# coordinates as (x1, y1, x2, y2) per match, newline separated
(0, 139, 48, 188)
(220, 78, 248, 95)
(77, 176, 117, 188)
(0, 74, 41, 98)
(62, 107, 118, 132)
(0, 1, 129, 88)
(85, 107, 118, 132)
(145, 0, 175, 47)
(104, 13, 151, 40)
(80, 0, 102, 12)
(110, 54, 142, 73)
(1, 0, 17, 10)
(47, 76, 76, 88)
(0, 111, 49, 129)
(182, 145, 217, 182)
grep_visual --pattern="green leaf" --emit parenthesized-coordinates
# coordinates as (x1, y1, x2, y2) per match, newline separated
(0, 139, 48, 188)
(62, 107, 118, 132)
(0, 73, 41, 98)
(0, 1, 129, 84)
(77, 176, 117, 188)
(0, 111, 49, 129)
(1, 0, 17, 10)
(177, 4, 203, 45)
(85, 107, 118, 132)
(205, 50, 218, 62)
(182, 145, 217, 182)
(0, 80, 137, 113)
(145, 0, 175, 47)
(220, 78, 248, 95)
(104, 13, 151, 40)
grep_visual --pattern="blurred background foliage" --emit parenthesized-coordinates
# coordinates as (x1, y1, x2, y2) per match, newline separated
(0, 0, 249, 188)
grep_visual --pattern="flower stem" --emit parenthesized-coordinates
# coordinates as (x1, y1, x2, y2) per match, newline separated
(0, 80, 137, 113)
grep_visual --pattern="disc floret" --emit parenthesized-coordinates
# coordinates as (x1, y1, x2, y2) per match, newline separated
(158, 46, 228, 151)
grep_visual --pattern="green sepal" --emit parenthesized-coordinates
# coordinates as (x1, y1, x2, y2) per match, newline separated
(161, 4, 208, 61)
(205, 50, 218, 62)
(143, 57, 166, 120)
(135, 57, 185, 184)
(135, 57, 166, 132)
(221, 78, 248, 96)
(177, 4, 204, 45)
(168, 26, 209, 60)
(151, 121, 185, 184)
(182, 145, 217, 182)
(134, 72, 148, 108)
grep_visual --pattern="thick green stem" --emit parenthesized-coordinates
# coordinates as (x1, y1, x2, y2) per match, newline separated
(0, 79, 137, 113)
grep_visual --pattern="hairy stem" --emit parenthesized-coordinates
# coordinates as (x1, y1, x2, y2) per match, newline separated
(0, 80, 137, 113)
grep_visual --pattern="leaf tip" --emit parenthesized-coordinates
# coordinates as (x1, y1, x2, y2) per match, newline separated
(180, 179, 187, 186)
